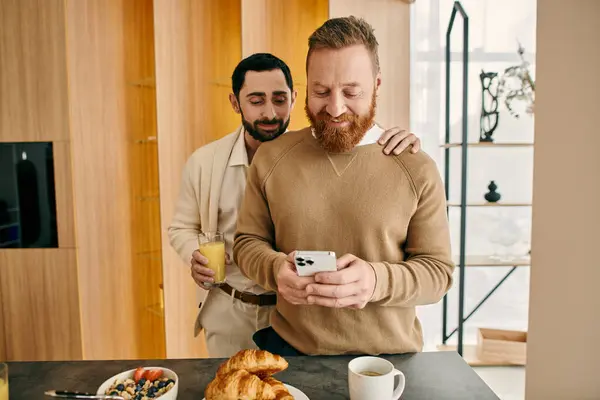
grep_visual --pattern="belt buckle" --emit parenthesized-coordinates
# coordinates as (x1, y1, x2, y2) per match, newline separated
(238, 291, 255, 305)
(239, 292, 251, 304)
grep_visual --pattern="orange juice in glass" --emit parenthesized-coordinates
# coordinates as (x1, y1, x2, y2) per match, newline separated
(0, 363, 7, 400)
(198, 231, 226, 287)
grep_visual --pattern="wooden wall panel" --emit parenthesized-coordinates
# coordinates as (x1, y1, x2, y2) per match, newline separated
(66, 0, 133, 360)
(201, 1, 245, 144)
(0, 0, 81, 362)
(0, 249, 82, 361)
(123, 0, 166, 360)
(242, 0, 329, 131)
(65, 0, 167, 360)
(1, 0, 168, 361)
(0, 269, 5, 360)
(0, 0, 70, 142)
(154, 0, 241, 359)
(329, 0, 411, 129)
(53, 142, 75, 248)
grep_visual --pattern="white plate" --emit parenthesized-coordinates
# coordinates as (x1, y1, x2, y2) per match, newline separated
(285, 384, 310, 400)
(202, 383, 309, 399)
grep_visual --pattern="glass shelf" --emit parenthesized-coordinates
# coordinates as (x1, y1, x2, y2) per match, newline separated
(441, 142, 534, 148)
(447, 202, 531, 207)
(454, 255, 531, 267)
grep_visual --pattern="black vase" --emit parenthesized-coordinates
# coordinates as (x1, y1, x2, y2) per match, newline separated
(484, 181, 501, 203)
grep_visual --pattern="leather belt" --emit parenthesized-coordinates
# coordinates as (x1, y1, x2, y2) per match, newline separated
(219, 282, 277, 307)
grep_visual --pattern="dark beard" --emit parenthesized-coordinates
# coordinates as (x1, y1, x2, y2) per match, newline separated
(304, 91, 377, 153)
(241, 111, 290, 143)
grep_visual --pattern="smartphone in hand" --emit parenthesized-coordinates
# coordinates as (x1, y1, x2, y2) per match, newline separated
(294, 251, 337, 277)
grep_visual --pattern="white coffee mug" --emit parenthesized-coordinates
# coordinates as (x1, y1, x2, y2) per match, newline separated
(348, 356, 405, 400)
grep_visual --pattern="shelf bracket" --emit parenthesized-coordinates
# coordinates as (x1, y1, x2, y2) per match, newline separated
(443, 266, 518, 342)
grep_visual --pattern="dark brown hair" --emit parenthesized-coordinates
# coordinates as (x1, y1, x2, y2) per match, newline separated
(231, 53, 293, 99)
(307, 16, 380, 74)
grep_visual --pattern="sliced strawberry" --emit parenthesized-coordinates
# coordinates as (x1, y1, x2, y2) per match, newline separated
(144, 369, 163, 382)
(133, 367, 145, 383)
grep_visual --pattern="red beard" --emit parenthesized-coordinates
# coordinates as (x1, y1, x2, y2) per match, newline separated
(305, 91, 377, 153)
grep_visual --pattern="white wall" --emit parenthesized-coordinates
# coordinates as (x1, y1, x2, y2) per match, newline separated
(526, 1, 600, 398)
(410, 0, 537, 350)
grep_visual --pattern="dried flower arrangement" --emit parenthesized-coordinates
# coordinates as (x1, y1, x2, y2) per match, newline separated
(497, 42, 536, 118)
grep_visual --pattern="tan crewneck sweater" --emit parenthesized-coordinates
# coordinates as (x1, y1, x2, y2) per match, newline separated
(233, 128, 454, 355)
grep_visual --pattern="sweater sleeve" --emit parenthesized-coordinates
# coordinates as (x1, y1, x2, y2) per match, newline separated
(369, 159, 455, 307)
(233, 159, 287, 292)
(167, 157, 202, 266)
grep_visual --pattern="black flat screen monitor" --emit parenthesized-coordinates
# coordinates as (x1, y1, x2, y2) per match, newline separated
(0, 142, 58, 248)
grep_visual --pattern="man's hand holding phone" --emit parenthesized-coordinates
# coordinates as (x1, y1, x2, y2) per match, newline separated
(276, 251, 376, 309)
(276, 252, 315, 305)
(306, 254, 377, 309)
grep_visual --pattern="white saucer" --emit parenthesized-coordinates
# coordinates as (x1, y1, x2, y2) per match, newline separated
(202, 383, 309, 399)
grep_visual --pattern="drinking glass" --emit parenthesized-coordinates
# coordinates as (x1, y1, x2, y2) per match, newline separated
(198, 231, 226, 288)
(0, 363, 8, 400)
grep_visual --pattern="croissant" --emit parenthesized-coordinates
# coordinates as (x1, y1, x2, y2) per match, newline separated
(217, 349, 289, 379)
(262, 377, 294, 400)
(205, 370, 276, 400)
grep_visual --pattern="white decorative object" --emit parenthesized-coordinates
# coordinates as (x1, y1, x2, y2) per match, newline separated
(498, 42, 536, 118)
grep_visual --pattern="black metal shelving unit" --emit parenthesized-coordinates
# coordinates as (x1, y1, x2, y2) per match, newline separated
(442, 0, 469, 358)
(440, 1, 533, 363)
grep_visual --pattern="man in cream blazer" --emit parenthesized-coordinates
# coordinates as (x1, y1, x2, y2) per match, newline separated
(168, 53, 421, 357)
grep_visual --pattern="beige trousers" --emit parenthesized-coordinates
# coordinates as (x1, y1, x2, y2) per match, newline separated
(197, 288, 274, 358)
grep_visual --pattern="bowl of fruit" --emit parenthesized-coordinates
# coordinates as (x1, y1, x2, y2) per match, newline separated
(97, 366, 178, 399)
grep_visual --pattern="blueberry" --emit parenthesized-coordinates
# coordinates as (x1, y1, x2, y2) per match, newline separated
(138, 378, 146, 386)
(134, 395, 142, 400)
(116, 384, 125, 391)
(167, 379, 175, 385)
(147, 393, 155, 398)
(110, 391, 119, 396)
(148, 386, 157, 393)
(157, 381, 166, 389)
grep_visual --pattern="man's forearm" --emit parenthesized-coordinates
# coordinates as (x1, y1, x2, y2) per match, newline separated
(369, 255, 454, 307)
(233, 234, 286, 292)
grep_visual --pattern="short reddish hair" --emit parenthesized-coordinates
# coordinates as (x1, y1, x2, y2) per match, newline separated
(307, 16, 380, 74)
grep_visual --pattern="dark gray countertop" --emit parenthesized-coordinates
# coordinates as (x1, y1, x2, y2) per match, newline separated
(6, 351, 499, 399)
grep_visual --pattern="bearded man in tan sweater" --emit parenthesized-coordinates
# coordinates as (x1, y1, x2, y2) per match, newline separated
(233, 16, 455, 356)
